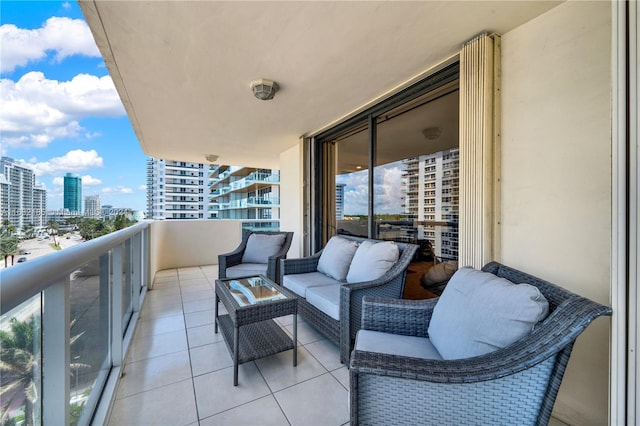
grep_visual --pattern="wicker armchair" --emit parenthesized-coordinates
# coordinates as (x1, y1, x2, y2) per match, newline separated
(349, 261, 612, 426)
(218, 231, 293, 284)
(280, 235, 418, 363)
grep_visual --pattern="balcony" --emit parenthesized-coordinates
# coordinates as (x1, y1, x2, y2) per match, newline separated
(0, 220, 350, 425)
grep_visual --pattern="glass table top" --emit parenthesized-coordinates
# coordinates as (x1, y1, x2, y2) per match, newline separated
(221, 276, 287, 306)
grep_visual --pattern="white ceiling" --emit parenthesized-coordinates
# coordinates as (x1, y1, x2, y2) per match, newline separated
(80, 1, 562, 169)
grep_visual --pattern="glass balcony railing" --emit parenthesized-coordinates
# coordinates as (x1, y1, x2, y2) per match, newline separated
(0, 223, 150, 426)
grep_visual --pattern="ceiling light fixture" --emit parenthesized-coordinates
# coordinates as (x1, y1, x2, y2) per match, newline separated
(250, 79, 279, 101)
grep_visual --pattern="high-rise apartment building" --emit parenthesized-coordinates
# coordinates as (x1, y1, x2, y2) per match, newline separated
(0, 157, 48, 231)
(336, 183, 346, 220)
(63, 173, 82, 212)
(209, 165, 280, 232)
(402, 147, 459, 261)
(146, 158, 208, 220)
(85, 195, 101, 218)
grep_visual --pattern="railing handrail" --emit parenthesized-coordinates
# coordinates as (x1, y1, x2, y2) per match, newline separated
(0, 221, 150, 314)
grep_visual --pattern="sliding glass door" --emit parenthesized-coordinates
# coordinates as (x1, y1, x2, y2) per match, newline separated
(315, 63, 460, 263)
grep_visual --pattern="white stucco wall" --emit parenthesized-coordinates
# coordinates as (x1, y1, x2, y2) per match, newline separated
(279, 141, 304, 258)
(501, 1, 612, 424)
(149, 219, 242, 277)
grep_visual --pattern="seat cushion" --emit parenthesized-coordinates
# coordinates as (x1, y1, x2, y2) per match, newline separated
(282, 272, 341, 298)
(355, 330, 443, 360)
(316, 236, 359, 281)
(226, 263, 268, 278)
(346, 240, 399, 283)
(306, 284, 341, 320)
(242, 233, 286, 264)
(428, 267, 549, 360)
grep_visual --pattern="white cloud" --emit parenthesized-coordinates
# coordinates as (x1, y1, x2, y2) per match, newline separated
(0, 72, 125, 148)
(337, 161, 406, 215)
(102, 186, 134, 194)
(138, 184, 147, 191)
(0, 17, 101, 73)
(81, 175, 102, 186)
(19, 149, 104, 176)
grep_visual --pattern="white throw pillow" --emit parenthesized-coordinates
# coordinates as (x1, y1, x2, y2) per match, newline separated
(241, 233, 286, 264)
(427, 266, 549, 360)
(317, 236, 359, 281)
(346, 240, 399, 283)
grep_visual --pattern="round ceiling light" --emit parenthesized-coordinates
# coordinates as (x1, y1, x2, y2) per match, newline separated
(250, 79, 279, 101)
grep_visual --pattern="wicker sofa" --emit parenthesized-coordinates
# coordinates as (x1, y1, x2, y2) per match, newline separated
(349, 261, 612, 425)
(279, 235, 418, 363)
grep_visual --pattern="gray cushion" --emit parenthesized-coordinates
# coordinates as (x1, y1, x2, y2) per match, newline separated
(306, 284, 341, 320)
(428, 266, 549, 360)
(282, 271, 341, 298)
(346, 240, 399, 283)
(355, 330, 443, 360)
(226, 263, 268, 278)
(241, 233, 286, 264)
(317, 236, 359, 281)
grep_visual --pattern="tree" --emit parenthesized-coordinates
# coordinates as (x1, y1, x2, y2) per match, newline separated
(0, 317, 40, 426)
(23, 223, 35, 240)
(113, 214, 128, 230)
(0, 317, 90, 426)
(46, 221, 59, 247)
(1, 231, 19, 267)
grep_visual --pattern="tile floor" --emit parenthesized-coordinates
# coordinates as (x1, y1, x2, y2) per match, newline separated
(107, 266, 350, 426)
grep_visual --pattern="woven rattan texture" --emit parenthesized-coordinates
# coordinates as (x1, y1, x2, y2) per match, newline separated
(280, 236, 418, 363)
(349, 261, 612, 425)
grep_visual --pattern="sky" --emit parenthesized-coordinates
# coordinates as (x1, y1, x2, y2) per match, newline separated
(0, 1, 148, 212)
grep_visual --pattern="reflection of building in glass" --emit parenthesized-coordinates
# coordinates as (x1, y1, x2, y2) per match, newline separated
(336, 183, 346, 220)
(0, 157, 48, 230)
(146, 158, 208, 220)
(64, 173, 82, 213)
(402, 148, 459, 261)
(85, 195, 101, 218)
(208, 165, 280, 232)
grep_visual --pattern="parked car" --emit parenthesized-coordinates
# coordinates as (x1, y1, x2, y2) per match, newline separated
(17, 257, 27, 263)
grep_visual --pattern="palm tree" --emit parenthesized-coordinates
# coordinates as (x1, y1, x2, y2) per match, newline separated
(0, 317, 90, 425)
(1, 230, 19, 267)
(23, 223, 35, 240)
(46, 221, 59, 247)
(0, 316, 40, 426)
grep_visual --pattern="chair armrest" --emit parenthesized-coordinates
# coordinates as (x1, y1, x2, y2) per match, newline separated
(279, 252, 322, 282)
(361, 296, 437, 337)
(351, 296, 612, 384)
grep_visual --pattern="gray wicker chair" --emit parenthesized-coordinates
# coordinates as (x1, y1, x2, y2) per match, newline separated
(349, 261, 612, 426)
(280, 235, 418, 363)
(218, 231, 293, 284)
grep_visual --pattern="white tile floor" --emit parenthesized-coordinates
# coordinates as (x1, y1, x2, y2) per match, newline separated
(108, 266, 350, 426)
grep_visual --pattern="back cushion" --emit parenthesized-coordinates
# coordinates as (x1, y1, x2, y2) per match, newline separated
(242, 233, 286, 264)
(317, 236, 359, 281)
(346, 240, 399, 283)
(428, 267, 549, 360)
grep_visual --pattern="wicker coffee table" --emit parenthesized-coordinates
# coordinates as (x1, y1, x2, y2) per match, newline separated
(215, 275, 297, 386)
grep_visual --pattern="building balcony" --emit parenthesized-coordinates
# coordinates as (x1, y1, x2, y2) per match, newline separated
(0, 220, 350, 425)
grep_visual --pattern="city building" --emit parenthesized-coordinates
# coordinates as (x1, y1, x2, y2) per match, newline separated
(0, 157, 48, 231)
(335, 183, 345, 220)
(146, 158, 208, 220)
(209, 165, 280, 232)
(84, 195, 101, 218)
(63, 173, 82, 213)
(403, 148, 459, 261)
